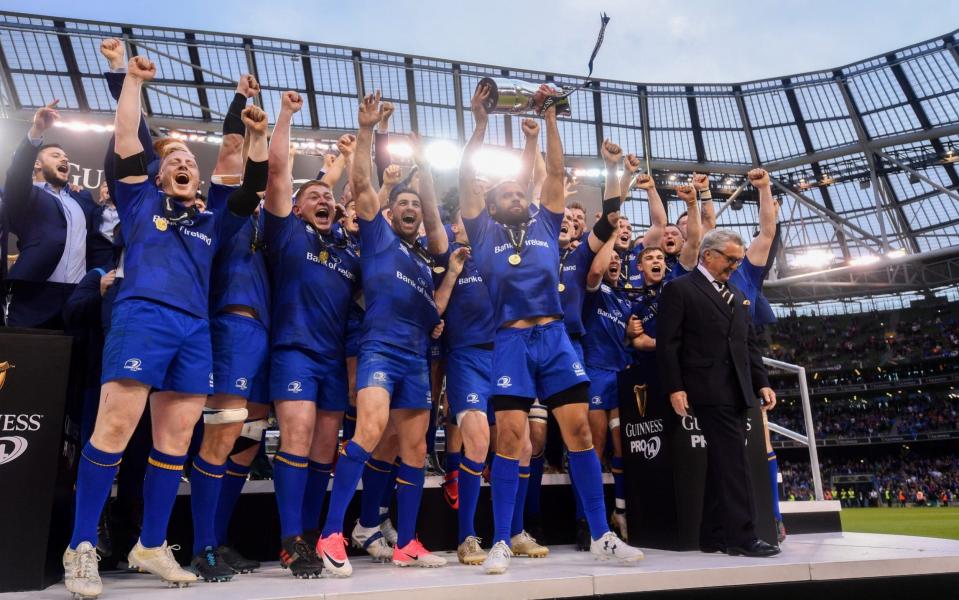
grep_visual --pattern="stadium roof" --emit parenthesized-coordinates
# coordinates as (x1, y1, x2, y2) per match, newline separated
(1, 11, 958, 308)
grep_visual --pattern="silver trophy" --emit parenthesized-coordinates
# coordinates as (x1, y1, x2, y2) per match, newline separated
(477, 77, 572, 117)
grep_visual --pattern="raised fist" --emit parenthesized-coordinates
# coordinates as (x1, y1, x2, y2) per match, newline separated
(601, 138, 622, 165)
(241, 105, 268, 135)
(281, 91, 303, 113)
(378, 101, 395, 124)
(448, 246, 470, 275)
(99, 38, 124, 69)
(692, 173, 710, 192)
(323, 152, 337, 171)
(383, 164, 402, 186)
(337, 133, 356, 157)
(358, 91, 382, 128)
(521, 118, 540, 140)
(237, 74, 260, 99)
(676, 184, 696, 204)
(564, 177, 578, 199)
(624, 153, 642, 174)
(127, 56, 156, 82)
(634, 173, 655, 190)
(748, 167, 770, 189)
(471, 82, 492, 122)
(31, 100, 60, 135)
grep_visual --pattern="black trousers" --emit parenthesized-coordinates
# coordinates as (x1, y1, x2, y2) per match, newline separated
(694, 403, 757, 548)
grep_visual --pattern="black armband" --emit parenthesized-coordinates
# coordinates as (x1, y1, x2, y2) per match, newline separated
(223, 93, 247, 136)
(592, 195, 622, 242)
(114, 151, 148, 179)
(242, 158, 269, 193)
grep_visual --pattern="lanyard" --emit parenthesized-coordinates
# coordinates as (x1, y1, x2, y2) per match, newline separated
(400, 238, 444, 274)
(504, 222, 528, 265)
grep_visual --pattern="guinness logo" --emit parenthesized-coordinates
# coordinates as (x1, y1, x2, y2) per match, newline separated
(0, 361, 14, 392)
(633, 384, 648, 417)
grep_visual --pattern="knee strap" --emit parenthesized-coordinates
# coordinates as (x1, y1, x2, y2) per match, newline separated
(529, 404, 548, 422)
(608, 417, 621, 431)
(240, 418, 269, 442)
(203, 406, 249, 425)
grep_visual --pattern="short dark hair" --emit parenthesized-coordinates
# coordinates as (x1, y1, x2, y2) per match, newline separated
(38, 143, 64, 154)
(639, 246, 665, 260)
(388, 184, 421, 207)
(677, 210, 688, 221)
(568, 201, 586, 213)
(293, 180, 331, 204)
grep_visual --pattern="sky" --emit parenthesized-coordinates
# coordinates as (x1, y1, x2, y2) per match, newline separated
(11, 0, 959, 83)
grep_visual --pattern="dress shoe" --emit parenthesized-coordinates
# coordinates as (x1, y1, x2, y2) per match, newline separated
(699, 542, 726, 554)
(727, 539, 781, 557)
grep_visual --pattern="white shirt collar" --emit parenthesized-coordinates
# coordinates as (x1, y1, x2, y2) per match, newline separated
(696, 262, 718, 286)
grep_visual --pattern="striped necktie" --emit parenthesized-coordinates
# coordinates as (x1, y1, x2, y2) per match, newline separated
(714, 280, 734, 306)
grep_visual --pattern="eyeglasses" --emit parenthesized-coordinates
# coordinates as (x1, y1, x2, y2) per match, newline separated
(709, 248, 744, 267)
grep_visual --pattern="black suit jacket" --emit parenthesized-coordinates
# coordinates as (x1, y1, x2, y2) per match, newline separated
(656, 268, 770, 408)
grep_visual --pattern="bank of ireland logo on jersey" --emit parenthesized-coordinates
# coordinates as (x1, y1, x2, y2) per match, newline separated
(496, 376, 512, 389)
(123, 358, 143, 372)
(287, 380, 303, 393)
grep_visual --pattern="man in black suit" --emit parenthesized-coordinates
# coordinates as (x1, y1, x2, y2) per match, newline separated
(656, 228, 780, 558)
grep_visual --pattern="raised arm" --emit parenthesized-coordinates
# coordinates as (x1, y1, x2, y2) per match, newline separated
(745, 168, 778, 267)
(352, 91, 386, 221)
(676, 184, 701, 270)
(115, 57, 156, 181)
(530, 150, 547, 207)
(214, 74, 260, 178)
(638, 174, 666, 249)
(540, 95, 568, 215)
(264, 91, 303, 218)
(377, 164, 402, 209)
(410, 134, 448, 255)
(5, 102, 60, 215)
(586, 234, 616, 291)
(459, 83, 491, 219)
(692, 173, 716, 233)
(434, 246, 469, 315)
(322, 134, 355, 190)
(373, 101, 394, 185)
(619, 153, 641, 199)
(586, 138, 624, 253)
(517, 118, 540, 192)
(223, 104, 270, 219)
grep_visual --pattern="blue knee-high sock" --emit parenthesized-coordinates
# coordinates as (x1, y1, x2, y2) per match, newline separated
(379, 461, 399, 523)
(611, 456, 626, 513)
(572, 472, 585, 520)
(458, 457, 484, 543)
(395, 462, 425, 548)
(302, 461, 333, 533)
(446, 451, 461, 475)
(70, 442, 123, 549)
(141, 449, 187, 548)
(768, 451, 783, 520)
(491, 454, 520, 544)
(215, 459, 249, 545)
(567, 448, 609, 539)
(360, 458, 394, 528)
(526, 452, 545, 517)
(273, 451, 309, 540)
(511, 465, 531, 537)
(322, 441, 370, 537)
(190, 456, 227, 554)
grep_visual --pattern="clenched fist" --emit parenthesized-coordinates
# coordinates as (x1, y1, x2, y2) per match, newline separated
(378, 101, 394, 125)
(99, 38, 124, 69)
(237, 74, 260, 99)
(337, 133, 356, 157)
(521, 118, 540, 140)
(383, 164, 402, 186)
(31, 100, 60, 136)
(692, 173, 710, 192)
(127, 56, 156, 82)
(471, 82, 492, 122)
(323, 153, 337, 171)
(626, 315, 644, 339)
(624, 153, 642, 174)
(281, 91, 303, 113)
(634, 173, 655, 190)
(676, 184, 696, 204)
(358, 91, 382, 128)
(241, 105, 268, 135)
(748, 167, 770, 189)
(601, 138, 622, 165)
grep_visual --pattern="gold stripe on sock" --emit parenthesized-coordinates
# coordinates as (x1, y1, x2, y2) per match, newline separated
(274, 454, 308, 468)
(364, 461, 390, 473)
(82, 452, 122, 468)
(148, 457, 184, 471)
(460, 463, 483, 476)
(495, 453, 518, 461)
(396, 478, 415, 486)
(192, 463, 224, 479)
(225, 470, 249, 478)
(519, 473, 531, 479)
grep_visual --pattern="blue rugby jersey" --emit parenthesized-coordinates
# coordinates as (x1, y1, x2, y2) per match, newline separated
(628, 263, 691, 365)
(559, 236, 596, 338)
(729, 256, 763, 322)
(358, 213, 440, 357)
(433, 242, 495, 350)
(621, 243, 645, 288)
(462, 207, 564, 328)
(265, 211, 360, 359)
(582, 282, 632, 372)
(207, 183, 270, 327)
(114, 180, 246, 318)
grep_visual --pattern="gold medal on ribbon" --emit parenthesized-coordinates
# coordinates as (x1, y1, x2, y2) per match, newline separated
(558, 283, 566, 292)
(154, 217, 168, 232)
(508, 253, 522, 266)
(319, 250, 329, 263)
(625, 282, 633, 289)
(433, 266, 446, 274)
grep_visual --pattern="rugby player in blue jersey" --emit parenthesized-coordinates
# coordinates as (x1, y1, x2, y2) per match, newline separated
(318, 91, 449, 577)
(620, 171, 668, 289)
(63, 56, 268, 598)
(260, 91, 361, 578)
(460, 82, 644, 574)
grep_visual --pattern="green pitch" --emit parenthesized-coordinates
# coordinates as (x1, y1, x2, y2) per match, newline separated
(840, 506, 959, 540)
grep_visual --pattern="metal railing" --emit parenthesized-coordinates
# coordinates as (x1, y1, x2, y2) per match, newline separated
(763, 356, 824, 501)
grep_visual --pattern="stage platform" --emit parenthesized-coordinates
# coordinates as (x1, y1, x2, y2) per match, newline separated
(5, 532, 959, 600)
